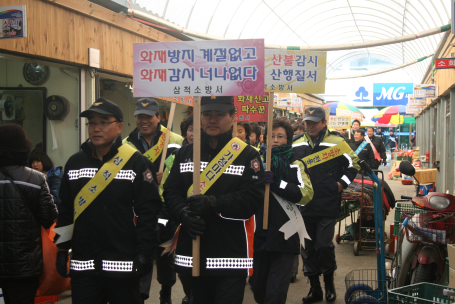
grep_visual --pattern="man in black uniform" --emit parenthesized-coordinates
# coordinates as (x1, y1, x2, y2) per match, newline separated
(55, 99, 162, 304)
(163, 96, 265, 304)
(366, 127, 387, 169)
(348, 129, 375, 171)
(375, 127, 385, 143)
(293, 107, 360, 303)
(386, 129, 399, 157)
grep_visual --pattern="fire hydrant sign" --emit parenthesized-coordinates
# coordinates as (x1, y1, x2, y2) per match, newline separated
(133, 39, 265, 97)
(264, 50, 327, 94)
(234, 95, 269, 122)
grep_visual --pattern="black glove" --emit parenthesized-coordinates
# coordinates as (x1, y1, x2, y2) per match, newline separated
(382, 159, 387, 166)
(56, 250, 69, 278)
(181, 208, 205, 240)
(132, 254, 153, 278)
(186, 195, 216, 217)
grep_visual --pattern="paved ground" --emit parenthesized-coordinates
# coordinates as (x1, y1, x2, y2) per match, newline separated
(56, 163, 417, 304)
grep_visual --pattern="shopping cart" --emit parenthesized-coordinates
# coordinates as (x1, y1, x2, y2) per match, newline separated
(344, 160, 390, 304)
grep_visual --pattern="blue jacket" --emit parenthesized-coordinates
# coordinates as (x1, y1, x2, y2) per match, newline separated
(46, 166, 63, 205)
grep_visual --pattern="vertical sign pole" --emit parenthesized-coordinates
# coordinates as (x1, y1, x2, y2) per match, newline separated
(263, 92, 274, 229)
(159, 102, 177, 173)
(233, 121, 238, 139)
(192, 96, 201, 277)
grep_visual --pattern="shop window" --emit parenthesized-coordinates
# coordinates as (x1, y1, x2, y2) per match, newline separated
(0, 87, 46, 151)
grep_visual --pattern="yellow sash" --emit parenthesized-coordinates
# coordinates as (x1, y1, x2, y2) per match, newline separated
(301, 141, 352, 169)
(143, 125, 167, 163)
(73, 144, 137, 223)
(186, 138, 248, 197)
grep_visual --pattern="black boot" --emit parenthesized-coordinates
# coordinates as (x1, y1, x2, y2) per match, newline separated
(302, 275, 323, 303)
(160, 285, 172, 304)
(323, 272, 336, 302)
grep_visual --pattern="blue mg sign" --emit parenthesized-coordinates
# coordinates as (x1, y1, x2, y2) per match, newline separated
(373, 83, 413, 106)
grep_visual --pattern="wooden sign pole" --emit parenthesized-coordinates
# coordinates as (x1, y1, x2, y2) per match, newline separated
(192, 96, 201, 277)
(263, 92, 274, 230)
(233, 121, 237, 138)
(158, 102, 177, 173)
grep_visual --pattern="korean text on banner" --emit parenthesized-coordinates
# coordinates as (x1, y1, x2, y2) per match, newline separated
(408, 97, 426, 107)
(276, 97, 302, 107)
(328, 116, 350, 129)
(264, 50, 327, 94)
(133, 39, 265, 97)
(234, 95, 270, 122)
(0, 5, 27, 39)
(435, 58, 455, 69)
(413, 84, 437, 98)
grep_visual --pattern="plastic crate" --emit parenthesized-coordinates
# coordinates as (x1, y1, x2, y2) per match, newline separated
(393, 203, 424, 236)
(388, 283, 455, 304)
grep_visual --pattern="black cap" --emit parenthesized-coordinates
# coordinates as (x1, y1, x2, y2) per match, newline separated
(80, 98, 123, 122)
(303, 106, 326, 122)
(135, 98, 159, 116)
(201, 96, 234, 113)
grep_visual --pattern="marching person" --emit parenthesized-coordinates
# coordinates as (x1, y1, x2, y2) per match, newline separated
(181, 114, 194, 146)
(293, 122, 305, 137)
(55, 98, 162, 304)
(163, 96, 265, 304)
(385, 129, 399, 157)
(250, 118, 314, 304)
(366, 127, 387, 169)
(250, 123, 263, 149)
(292, 106, 360, 303)
(235, 121, 252, 144)
(348, 129, 375, 172)
(343, 119, 361, 143)
(0, 124, 58, 304)
(30, 151, 64, 205)
(376, 127, 385, 143)
(123, 98, 183, 304)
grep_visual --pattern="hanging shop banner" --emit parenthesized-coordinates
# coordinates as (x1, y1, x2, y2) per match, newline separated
(435, 58, 455, 69)
(408, 97, 427, 107)
(234, 95, 270, 122)
(157, 96, 194, 106)
(0, 5, 27, 39)
(264, 50, 327, 94)
(328, 116, 350, 129)
(406, 106, 422, 115)
(413, 84, 437, 98)
(133, 39, 265, 97)
(336, 108, 363, 122)
(276, 97, 302, 107)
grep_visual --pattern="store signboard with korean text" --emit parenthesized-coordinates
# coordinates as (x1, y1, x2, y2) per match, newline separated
(234, 95, 270, 122)
(276, 97, 302, 107)
(264, 50, 327, 94)
(0, 5, 27, 39)
(133, 39, 264, 97)
(408, 97, 426, 107)
(328, 116, 350, 129)
(413, 84, 437, 98)
(435, 58, 455, 69)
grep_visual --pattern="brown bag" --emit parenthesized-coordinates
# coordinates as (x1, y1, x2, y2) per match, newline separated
(35, 224, 71, 296)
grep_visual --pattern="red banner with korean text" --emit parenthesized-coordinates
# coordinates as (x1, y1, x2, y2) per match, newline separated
(435, 58, 455, 69)
(234, 95, 270, 122)
(156, 96, 194, 106)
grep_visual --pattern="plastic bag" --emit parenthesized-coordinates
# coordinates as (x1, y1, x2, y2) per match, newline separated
(36, 224, 71, 296)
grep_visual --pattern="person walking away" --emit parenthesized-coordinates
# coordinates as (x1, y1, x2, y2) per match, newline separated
(292, 106, 360, 303)
(54, 98, 162, 304)
(163, 96, 265, 304)
(123, 98, 183, 303)
(0, 124, 58, 304)
(366, 127, 387, 169)
(348, 129, 375, 172)
(343, 120, 361, 143)
(250, 118, 314, 304)
(385, 129, 399, 158)
(30, 151, 64, 205)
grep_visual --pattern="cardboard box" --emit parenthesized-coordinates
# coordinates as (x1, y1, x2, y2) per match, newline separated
(414, 168, 437, 184)
(450, 268, 455, 288)
(448, 244, 455, 267)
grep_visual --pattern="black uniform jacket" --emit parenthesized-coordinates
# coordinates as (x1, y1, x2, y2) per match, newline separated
(163, 131, 265, 276)
(349, 140, 375, 171)
(368, 135, 387, 169)
(0, 166, 57, 279)
(292, 128, 360, 218)
(254, 154, 304, 254)
(56, 135, 162, 278)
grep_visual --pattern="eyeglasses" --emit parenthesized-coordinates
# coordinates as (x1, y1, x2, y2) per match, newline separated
(271, 135, 287, 140)
(86, 121, 118, 128)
